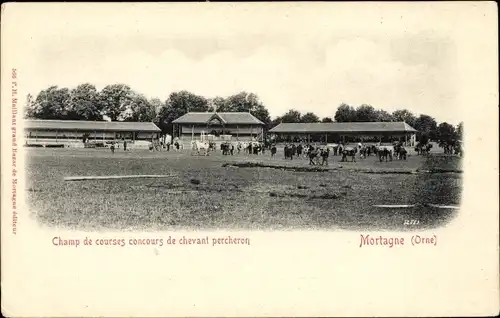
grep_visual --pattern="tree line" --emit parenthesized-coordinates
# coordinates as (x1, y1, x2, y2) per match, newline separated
(24, 83, 463, 144)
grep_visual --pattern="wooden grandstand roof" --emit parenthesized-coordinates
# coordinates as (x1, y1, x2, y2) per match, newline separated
(269, 122, 417, 133)
(24, 119, 161, 132)
(172, 112, 264, 125)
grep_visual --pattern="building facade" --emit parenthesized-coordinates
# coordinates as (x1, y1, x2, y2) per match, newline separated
(269, 122, 418, 145)
(24, 119, 161, 148)
(172, 112, 265, 143)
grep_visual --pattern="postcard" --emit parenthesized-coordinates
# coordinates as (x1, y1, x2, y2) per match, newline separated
(1, 2, 498, 317)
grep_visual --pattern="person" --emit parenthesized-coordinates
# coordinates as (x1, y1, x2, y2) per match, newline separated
(321, 147, 330, 165)
(308, 148, 317, 165)
(166, 142, 170, 151)
(110, 142, 115, 153)
(271, 144, 277, 157)
(230, 144, 235, 156)
(123, 139, 127, 151)
(297, 144, 303, 158)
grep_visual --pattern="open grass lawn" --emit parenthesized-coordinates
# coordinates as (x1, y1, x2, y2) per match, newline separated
(26, 148, 463, 231)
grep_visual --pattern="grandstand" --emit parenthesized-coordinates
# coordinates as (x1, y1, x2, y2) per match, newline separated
(24, 119, 161, 148)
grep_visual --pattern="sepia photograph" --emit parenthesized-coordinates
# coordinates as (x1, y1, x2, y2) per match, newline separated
(21, 8, 464, 233)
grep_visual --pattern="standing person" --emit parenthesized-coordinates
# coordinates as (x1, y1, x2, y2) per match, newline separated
(123, 138, 127, 151)
(307, 144, 314, 156)
(321, 147, 330, 166)
(308, 148, 317, 166)
(248, 143, 253, 155)
(166, 142, 170, 151)
(230, 144, 234, 156)
(292, 144, 297, 158)
(110, 142, 115, 153)
(297, 144, 303, 158)
(271, 144, 277, 157)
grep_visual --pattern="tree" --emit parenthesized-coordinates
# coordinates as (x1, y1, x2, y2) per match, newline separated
(392, 109, 417, 127)
(225, 92, 255, 112)
(157, 91, 209, 134)
(223, 92, 271, 126)
(334, 103, 357, 122)
(375, 109, 395, 122)
(419, 133, 430, 145)
(98, 84, 134, 121)
(414, 114, 438, 140)
(280, 109, 302, 123)
(437, 122, 457, 145)
(300, 112, 320, 123)
(125, 94, 157, 122)
(149, 97, 165, 129)
(149, 97, 164, 116)
(270, 116, 283, 128)
(68, 83, 101, 120)
(251, 103, 271, 127)
(30, 86, 71, 119)
(321, 117, 333, 123)
(355, 104, 378, 122)
(456, 122, 463, 141)
(24, 93, 35, 118)
(208, 96, 230, 112)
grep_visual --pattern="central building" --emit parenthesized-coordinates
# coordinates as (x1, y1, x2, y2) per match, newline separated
(172, 112, 264, 145)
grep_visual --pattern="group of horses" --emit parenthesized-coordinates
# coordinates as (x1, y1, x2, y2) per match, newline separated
(190, 139, 462, 162)
(190, 140, 265, 156)
(438, 141, 463, 156)
(279, 143, 408, 164)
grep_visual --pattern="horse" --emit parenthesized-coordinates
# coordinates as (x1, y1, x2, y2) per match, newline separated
(359, 146, 368, 159)
(398, 147, 407, 160)
(221, 142, 231, 155)
(320, 147, 330, 165)
(341, 146, 357, 162)
(308, 148, 320, 165)
(422, 143, 433, 155)
(377, 145, 393, 162)
(415, 143, 432, 155)
(191, 140, 210, 156)
(393, 143, 403, 160)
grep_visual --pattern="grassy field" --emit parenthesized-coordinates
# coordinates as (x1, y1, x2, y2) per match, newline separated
(25, 147, 463, 231)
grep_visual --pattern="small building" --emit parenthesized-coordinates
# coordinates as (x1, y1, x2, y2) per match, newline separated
(24, 119, 161, 148)
(269, 121, 418, 145)
(172, 112, 265, 144)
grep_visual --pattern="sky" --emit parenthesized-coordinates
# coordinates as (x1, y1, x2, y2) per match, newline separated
(5, 3, 497, 126)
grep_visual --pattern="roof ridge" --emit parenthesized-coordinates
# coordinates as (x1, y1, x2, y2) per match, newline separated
(25, 119, 158, 124)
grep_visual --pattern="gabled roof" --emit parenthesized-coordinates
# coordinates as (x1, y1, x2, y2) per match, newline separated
(24, 119, 161, 132)
(269, 122, 418, 133)
(172, 112, 264, 125)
